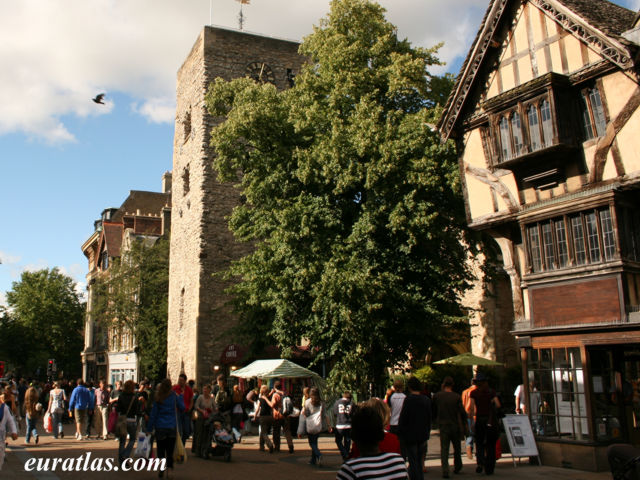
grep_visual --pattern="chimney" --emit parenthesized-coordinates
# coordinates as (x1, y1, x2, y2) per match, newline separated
(162, 171, 172, 194)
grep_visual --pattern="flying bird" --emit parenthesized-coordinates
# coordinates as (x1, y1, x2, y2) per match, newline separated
(92, 93, 105, 104)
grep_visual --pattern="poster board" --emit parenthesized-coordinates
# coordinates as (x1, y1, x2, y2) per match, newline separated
(502, 414, 539, 458)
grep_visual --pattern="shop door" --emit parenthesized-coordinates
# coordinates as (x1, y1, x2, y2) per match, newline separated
(589, 346, 640, 446)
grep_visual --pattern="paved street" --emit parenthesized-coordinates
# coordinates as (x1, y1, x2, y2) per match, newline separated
(3, 422, 612, 479)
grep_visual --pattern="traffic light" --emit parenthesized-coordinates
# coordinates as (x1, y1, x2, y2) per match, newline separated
(47, 359, 54, 376)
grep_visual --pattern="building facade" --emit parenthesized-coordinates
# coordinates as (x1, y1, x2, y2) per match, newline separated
(167, 26, 306, 384)
(81, 174, 171, 384)
(439, 0, 640, 470)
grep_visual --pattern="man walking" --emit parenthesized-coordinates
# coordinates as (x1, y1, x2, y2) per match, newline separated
(332, 390, 355, 461)
(172, 373, 193, 443)
(433, 376, 466, 478)
(398, 376, 431, 480)
(94, 379, 110, 440)
(461, 377, 477, 459)
(69, 379, 91, 441)
(271, 380, 294, 453)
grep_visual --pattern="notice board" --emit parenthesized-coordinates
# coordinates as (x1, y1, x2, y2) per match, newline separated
(502, 414, 539, 458)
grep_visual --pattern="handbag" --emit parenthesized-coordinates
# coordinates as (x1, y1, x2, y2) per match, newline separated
(43, 412, 53, 433)
(305, 407, 323, 435)
(173, 395, 187, 464)
(116, 396, 136, 438)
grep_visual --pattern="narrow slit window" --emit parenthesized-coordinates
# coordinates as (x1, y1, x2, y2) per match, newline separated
(555, 219, 569, 267)
(511, 112, 524, 156)
(571, 216, 587, 265)
(499, 116, 511, 160)
(528, 105, 542, 151)
(540, 100, 553, 147)
(528, 225, 542, 272)
(585, 212, 601, 262)
(600, 208, 616, 260)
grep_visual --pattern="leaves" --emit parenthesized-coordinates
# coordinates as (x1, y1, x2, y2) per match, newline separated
(206, 0, 470, 390)
(3, 268, 84, 377)
(92, 236, 169, 381)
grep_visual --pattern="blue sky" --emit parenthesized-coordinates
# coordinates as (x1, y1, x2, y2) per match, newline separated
(0, 0, 638, 304)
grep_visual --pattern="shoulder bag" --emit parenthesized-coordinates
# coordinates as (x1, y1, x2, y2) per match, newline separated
(116, 395, 136, 438)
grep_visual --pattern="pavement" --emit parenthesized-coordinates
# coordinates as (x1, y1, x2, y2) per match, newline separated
(2, 422, 613, 479)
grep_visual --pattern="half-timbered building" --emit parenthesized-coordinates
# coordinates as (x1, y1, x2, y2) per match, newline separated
(439, 0, 640, 470)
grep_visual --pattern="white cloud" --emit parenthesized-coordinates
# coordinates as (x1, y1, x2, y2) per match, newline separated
(131, 97, 176, 124)
(0, 292, 6, 307)
(0, 0, 486, 144)
(0, 251, 21, 266)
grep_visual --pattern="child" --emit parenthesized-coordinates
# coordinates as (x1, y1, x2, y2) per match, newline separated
(213, 421, 234, 443)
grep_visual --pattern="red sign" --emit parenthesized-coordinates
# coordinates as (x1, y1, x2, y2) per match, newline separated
(220, 344, 244, 365)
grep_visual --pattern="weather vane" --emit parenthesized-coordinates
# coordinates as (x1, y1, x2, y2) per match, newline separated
(235, 0, 250, 30)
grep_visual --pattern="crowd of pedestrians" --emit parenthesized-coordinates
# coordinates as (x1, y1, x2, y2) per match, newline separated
(0, 371, 512, 479)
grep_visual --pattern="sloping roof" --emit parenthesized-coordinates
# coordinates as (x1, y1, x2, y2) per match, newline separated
(558, 0, 635, 36)
(229, 359, 320, 379)
(102, 222, 123, 258)
(438, 0, 635, 141)
(111, 191, 170, 223)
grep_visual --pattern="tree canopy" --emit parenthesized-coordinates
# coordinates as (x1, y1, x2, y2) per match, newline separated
(92, 236, 169, 381)
(2, 268, 84, 377)
(206, 0, 470, 389)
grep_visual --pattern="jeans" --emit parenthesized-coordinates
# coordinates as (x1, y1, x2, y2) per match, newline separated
(52, 411, 64, 438)
(405, 440, 427, 480)
(118, 421, 137, 464)
(439, 424, 462, 474)
(334, 427, 352, 460)
(25, 416, 38, 443)
(177, 411, 191, 444)
(307, 433, 322, 464)
(474, 416, 498, 474)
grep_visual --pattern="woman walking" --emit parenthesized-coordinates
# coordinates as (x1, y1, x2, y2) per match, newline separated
(192, 384, 216, 456)
(146, 379, 185, 479)
(115, 380, 139, 467)
(47, 382, 66, 439)
(256, 385, 275, 453)
(298, 387, 331, 466)
(23, 387, 42, 445)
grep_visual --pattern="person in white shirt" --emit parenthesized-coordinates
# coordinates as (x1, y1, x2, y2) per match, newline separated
(0, 386, 19, 471)
(388, 379, 406, 434)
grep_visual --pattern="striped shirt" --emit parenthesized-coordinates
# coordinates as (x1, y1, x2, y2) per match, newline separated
(336, 452, 408, 480)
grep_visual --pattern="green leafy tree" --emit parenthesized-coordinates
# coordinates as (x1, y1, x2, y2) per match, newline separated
(206, 0, 470, 389)
(92, 237, 169, 381)
(4, 268, 84, 377)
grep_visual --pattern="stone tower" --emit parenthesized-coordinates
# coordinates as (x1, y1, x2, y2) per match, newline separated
(168, 26, 306, 384)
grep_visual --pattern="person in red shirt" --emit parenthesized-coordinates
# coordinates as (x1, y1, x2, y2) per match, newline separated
(350, 398, 401, 459)
(468, 373, 501, 475)
(172, 373, 194, 443)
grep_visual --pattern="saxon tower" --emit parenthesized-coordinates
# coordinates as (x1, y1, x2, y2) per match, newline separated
(168, 26, 305, 383)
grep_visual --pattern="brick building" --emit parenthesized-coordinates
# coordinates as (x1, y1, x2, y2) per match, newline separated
(81, 173, 171, 384)
(439, 0, 640, 470)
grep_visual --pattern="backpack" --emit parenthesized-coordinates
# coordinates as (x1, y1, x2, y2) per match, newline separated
(282, 396, 294, 416)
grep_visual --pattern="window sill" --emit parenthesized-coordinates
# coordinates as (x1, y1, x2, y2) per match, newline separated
(491, 142, 579, 169)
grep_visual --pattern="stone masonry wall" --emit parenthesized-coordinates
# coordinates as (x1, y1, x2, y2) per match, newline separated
(168, 26, 306, 384)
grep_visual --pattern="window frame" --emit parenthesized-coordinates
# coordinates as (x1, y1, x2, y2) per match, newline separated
(524, 206, 618, 274)
(580, 86, 607, 141)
